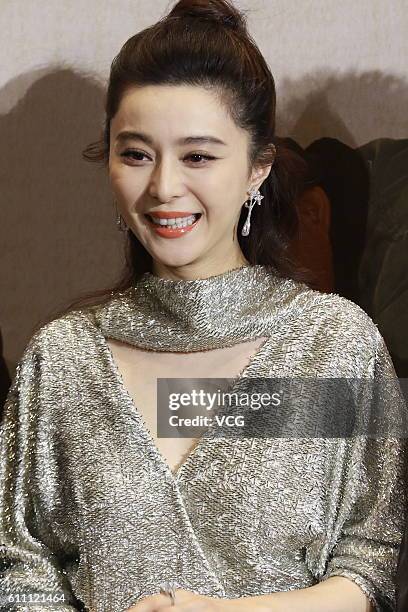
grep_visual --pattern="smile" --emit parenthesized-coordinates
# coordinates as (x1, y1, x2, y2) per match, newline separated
(145, 213, 202, 238)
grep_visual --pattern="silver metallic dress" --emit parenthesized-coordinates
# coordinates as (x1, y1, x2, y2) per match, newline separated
(0, 264, 407, 612)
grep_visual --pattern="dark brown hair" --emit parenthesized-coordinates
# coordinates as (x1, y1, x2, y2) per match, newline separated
(42, 0, 317, 327)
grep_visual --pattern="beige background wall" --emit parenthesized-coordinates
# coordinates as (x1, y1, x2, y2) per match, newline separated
(1, 0, 407, 378)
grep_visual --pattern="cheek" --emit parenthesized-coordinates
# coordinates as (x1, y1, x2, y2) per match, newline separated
(204, 201, 243, 233)
(109, 170, 144, 204)
(211, 185, 245, 218)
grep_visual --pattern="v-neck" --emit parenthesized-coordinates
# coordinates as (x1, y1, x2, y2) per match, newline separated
(98, 330, 271, 483)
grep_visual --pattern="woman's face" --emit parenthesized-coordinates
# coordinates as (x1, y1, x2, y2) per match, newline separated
(108, 84, 271, 279)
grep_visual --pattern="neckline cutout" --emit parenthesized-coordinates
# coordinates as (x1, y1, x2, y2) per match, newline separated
(100, 334, 270, 481)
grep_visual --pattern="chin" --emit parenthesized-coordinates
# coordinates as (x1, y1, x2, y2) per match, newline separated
(152, 256, 200, 269)
(147, 238, 201, 256)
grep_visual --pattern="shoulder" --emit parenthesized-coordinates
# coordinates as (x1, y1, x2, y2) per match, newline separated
(263, 267, 381, 349)
(5, 308, 106, 421)
(5, 309, 97, 402)
(303, 288, 379, 338)
(279, 279, 386, 374)
(281, 277, 379, 338)
(21, 307, 100, 364)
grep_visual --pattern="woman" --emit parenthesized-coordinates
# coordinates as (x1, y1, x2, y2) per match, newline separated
(0, 1, 406, 611)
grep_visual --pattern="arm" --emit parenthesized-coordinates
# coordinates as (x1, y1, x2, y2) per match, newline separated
(241, 575, 373, 611)
(219, 330, 403, 612)
(128, 577, 373, 612)
(303, 328, 408, 612)
(0, 333, 81, 611)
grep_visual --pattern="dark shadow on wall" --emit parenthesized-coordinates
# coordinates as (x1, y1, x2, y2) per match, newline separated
(0, 68, 127, 397)
(278, 69, 408, 148)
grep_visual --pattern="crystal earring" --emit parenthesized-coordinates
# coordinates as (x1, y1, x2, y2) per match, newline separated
(241, 188, 264, 236)
(114, 199, 127, 232)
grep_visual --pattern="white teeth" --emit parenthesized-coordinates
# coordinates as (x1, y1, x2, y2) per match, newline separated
(150, 214, 199, 228)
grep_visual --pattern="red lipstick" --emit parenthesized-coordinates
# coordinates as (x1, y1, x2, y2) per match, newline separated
(145, 211, 202, 239)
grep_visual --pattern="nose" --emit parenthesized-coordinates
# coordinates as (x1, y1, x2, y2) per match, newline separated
(147, 155, 184, 203)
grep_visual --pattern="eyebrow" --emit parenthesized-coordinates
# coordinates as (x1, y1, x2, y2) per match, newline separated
(114, 130, 227, 147)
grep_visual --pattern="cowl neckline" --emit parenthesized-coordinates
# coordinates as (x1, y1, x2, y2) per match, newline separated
(92, 263, 297, 352)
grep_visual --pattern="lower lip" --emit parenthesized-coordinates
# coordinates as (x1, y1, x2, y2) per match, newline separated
(146, 215, 202, 239)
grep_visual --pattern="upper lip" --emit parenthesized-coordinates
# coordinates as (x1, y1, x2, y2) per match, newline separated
(146, 211, 201, 219)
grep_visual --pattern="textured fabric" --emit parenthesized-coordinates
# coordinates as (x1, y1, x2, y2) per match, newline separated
(0, 263, 407, 612)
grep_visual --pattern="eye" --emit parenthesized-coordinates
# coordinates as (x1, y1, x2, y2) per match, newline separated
(120, 150, 148, 163)
(120, 150, 216, 165)
(185, 153, 216, 165)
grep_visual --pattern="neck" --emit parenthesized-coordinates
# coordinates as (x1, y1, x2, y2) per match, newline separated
(93, 264, 286, 352)
(150, 254, 251, 281)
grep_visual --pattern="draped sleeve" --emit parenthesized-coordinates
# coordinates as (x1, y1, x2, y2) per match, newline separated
(0, 329, 81, 611)
(306, 327, 408, 612)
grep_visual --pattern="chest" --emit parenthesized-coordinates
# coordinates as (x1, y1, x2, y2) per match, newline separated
(106, 336, 268, 474)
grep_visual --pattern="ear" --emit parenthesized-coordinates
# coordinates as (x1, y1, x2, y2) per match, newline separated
(248, 163, 273, 193)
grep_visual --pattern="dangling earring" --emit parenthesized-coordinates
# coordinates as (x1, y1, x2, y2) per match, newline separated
(114, 199, 127, 231)
(241, 143, 276, 236)
(241, 188, 264, 236)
